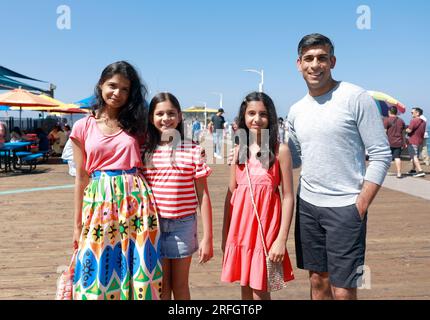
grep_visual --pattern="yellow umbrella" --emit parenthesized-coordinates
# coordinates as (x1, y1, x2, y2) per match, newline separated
(182, 105, 219, 128)
(49, 107, 90, 115)
(182, 106, 219, 113)
(49, 107, 90, 124)
(0, 89, 58, 107)
(10, 94, 78, 111)
(0, 88, 59, 124)
(40, 94, 79, 109)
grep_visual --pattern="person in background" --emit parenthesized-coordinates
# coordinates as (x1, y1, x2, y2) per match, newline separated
(278, 117, 286, 143)
(64, 124, 72, 140)
(35, 128, 50, 153)
(10, 127, 23, 142)
(207, 120, 215, 155)
(191, 118, 201, 144)
(61, 118, 69, 130)
(418, 111, 429, 166)
(383, 107, 406, 178)
(211, 108, 226, 159)
(230, 117, 239, 146)
(0, 121, 7, 148)
(283, 116, 289, 139)
(207, 120, 214, 134)
(49, 125, 67, 156)
(61, 138, 76, 176)
(406, 107, 426, 177)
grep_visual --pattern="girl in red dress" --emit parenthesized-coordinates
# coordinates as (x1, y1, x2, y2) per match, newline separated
(221, 92, 295, 300)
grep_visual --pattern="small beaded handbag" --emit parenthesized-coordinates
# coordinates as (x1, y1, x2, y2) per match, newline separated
(55, 250, 77, 300)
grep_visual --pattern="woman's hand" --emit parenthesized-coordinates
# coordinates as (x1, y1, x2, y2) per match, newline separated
(268, 239, 286, 263)
(72, 224, 82, 250)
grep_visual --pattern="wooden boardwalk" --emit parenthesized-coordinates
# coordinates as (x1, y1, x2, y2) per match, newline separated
(0, 159, 429, 300)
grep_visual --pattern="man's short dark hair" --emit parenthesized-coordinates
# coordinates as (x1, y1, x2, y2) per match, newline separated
(413, 107, 423, 116)
(298, 33, 335, 57)
(389, 106, 398, 115)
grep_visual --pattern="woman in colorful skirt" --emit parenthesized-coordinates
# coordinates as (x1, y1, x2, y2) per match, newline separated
(70, 61, 162, 300)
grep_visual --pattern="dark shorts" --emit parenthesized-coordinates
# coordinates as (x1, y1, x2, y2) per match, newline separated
(390, 147, 402, 159)
(294, 196, 367, 288)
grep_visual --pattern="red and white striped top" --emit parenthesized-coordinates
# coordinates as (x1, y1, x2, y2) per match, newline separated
(141, 142, 212, 219)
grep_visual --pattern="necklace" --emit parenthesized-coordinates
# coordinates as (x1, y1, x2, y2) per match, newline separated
(101, 116, 118, 129)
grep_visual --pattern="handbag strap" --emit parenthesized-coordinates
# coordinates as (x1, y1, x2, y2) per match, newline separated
(245, 162, 269, 258)
(68, 249, 78, 270)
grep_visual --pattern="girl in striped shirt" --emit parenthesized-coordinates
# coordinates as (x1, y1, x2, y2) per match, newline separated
(142, 92, 214, 300)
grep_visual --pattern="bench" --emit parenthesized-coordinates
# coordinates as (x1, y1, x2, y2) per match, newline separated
(15, 151, 32, 157)
(12, 151, 35, 170)
(38, 149, 50, 162)
(0, 150, 10, 171)
(19, 153, 44, 172)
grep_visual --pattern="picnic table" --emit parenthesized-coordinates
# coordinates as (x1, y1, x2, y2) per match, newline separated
(0, 141, 40, 172)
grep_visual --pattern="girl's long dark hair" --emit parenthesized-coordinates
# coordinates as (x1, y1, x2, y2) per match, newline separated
(142, 92, 184, 162)
(236, 91, 279, 169)
(92, 61, 148, 136)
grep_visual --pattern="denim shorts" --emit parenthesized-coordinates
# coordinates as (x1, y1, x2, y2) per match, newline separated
(159, 214, 198, 259)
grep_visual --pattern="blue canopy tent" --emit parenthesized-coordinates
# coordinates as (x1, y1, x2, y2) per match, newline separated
(0, 65, 46, 82)
(75, 95, 96, 109)
(0, 75, 49, 93)
(0, 66, 53, 124)
(0, 65, 50, 94)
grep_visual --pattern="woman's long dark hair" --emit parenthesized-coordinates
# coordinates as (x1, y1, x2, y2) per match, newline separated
(92, 61, 148, 136)
(142, 92, 184, 162)
(236, 91, 279, 169)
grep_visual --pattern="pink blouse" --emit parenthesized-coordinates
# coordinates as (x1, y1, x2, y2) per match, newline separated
(70, 116, 143, 174)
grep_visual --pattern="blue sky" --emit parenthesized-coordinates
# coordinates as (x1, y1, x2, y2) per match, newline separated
(1, 0, 429, 122)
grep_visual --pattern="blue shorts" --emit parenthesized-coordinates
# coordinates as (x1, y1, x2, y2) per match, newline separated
(159, 214, 198, 259)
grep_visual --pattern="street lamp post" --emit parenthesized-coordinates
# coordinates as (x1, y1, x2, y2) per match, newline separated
(243, 69, 264, 92)
(211, 92, 223, 110)
(48, 83, 57, 98)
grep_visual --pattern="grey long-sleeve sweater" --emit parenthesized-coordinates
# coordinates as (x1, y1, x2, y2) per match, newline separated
(287, 81, 391, 207)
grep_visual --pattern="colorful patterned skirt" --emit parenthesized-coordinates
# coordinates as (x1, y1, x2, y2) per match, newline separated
(72, 168, 162, 300)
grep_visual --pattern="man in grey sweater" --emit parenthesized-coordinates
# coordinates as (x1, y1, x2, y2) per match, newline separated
(287, 34, 391, 300)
